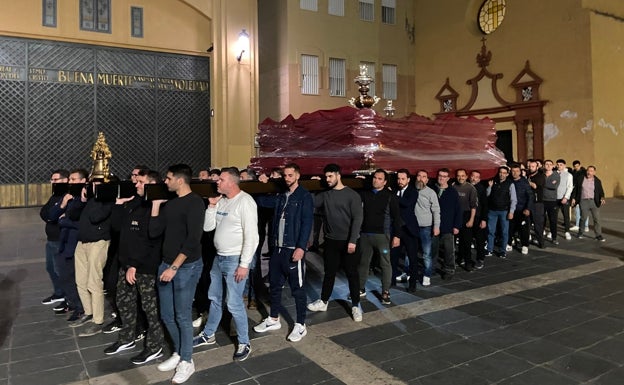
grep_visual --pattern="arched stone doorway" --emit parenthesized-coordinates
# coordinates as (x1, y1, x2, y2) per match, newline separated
(434, 40, 547, 164)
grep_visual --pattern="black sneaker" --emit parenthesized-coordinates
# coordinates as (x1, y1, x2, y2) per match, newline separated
(484, 251, 494, 258)
(54, 302, 69, 315)
(475, 260, 484, 270)
(103, 319, 123, 334)
(53, 301, 69, 312)
(596, 235, 606, 242)
(131, 348, 164, 365)
(104, 340, 136, 355)
(233, 344, 251, 361)
(42, 294, 64, 305)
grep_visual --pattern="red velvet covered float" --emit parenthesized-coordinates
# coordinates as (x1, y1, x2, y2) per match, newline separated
(249, 106, 506, 180)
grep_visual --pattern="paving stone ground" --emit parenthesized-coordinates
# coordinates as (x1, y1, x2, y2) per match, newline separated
(1, 198, 623, 385)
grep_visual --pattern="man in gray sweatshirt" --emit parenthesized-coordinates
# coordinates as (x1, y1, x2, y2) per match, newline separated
(412, 170, 440, 289)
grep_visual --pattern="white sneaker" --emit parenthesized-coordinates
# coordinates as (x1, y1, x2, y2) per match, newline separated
(565, 232, 572, 240)
(422, 276, 431, 286)
(287, 323, 307, 342)
(172, 359, 195, 384)
(254, 317, 282, 333)
(192, 316, 203, 328)
(584, 227, 590, 232)
(569, 226, 579, 232)
(157, 352, 180, 372)
(521, 246, 529, 255)
(352, 306, 363, 322)
(307, 299, 328, 312)
(546, 232, 552, 240)
(505, 244, 513, 252)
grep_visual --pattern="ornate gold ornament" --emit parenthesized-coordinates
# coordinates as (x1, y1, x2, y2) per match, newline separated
(89, 131, 112, 182)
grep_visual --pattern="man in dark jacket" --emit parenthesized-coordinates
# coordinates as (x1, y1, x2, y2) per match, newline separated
(390, 169, 419, 287)
(431, 168, 462, 279)
(527, 160, 546, 248)
(571, 166, 606, 241)
(49, 168, 88, 322)
(470, 170, 488, 269)
(104, 170, 165, 364)
(508, 164, 534, 255)
(357, 169, 402, 305)
(253, 163, 314, 342)
(486, 166, 517, 258)
(40, 169, 69, 305)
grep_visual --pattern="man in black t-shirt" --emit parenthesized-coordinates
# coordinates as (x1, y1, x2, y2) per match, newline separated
(149, 164, 204, 384)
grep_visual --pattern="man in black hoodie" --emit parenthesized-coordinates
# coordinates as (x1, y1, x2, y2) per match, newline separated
(104, 170, 165, 364)
(40, 169, 69, 305)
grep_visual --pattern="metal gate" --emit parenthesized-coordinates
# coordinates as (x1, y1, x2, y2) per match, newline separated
(0, 36, 210, 207)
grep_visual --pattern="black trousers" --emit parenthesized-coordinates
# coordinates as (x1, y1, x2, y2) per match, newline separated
(532, 202, 545, 246)
(544, 200, 559, 241)
(508, 209, 530, 247)
(320, 238, 361, 306)
(456, 211, 474, 266)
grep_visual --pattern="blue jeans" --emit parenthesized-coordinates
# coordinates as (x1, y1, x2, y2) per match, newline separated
(418, 226, 433, 277)
(158, 259, 203, 362)
(574, 205, 589, 228)
(202, 255, 249, 346)
(46, 241, 63, 297)
(487, 210, 509, 253)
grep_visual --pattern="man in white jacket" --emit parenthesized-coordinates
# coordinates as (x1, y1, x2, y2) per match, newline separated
(193, 167, 259, 362)
(556, 159, 574, 240)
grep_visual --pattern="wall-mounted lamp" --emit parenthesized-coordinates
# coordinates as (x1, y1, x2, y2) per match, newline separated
(236, 29, 250, 62)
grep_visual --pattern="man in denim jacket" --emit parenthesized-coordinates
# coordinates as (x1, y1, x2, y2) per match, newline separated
(254, 163, 314, 342)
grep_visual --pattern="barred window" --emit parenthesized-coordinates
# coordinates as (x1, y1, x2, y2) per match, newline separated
(42, 0, 57, 27)
(300, 0, 318, 12)
(382, 64, 397, 100)
(301, 55, 319, 95)
(360, 61, 376, 96)
(381, 0, 396, 24)
(329, 58, 346, 97)
(328, 0, 345, 16)
(359, 0, 374, 22)
(131, 7, 143, 38)
(80, 0, 111, 33)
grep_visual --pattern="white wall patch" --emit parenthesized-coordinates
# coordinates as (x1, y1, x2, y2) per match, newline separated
(598, 118, 618, 136)
(544, 123, 559, 144)
(560, 110, 578, 119)
(581, 120, 593, 134)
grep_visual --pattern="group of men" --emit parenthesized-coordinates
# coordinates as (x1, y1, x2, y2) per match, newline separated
(39, 159, 605, 384)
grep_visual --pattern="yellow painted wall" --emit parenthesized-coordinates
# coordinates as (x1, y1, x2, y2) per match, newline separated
(259, 0, 416, 121)
(588, 11, 624, 197)
(0, 0, 212, 55)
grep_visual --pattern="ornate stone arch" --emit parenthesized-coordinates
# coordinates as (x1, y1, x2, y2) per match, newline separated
(435, 40, 547, 163)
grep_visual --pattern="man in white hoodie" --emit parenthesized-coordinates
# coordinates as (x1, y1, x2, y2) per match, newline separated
(193, 167, 259, 362)
(556, 159, 574, 240)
